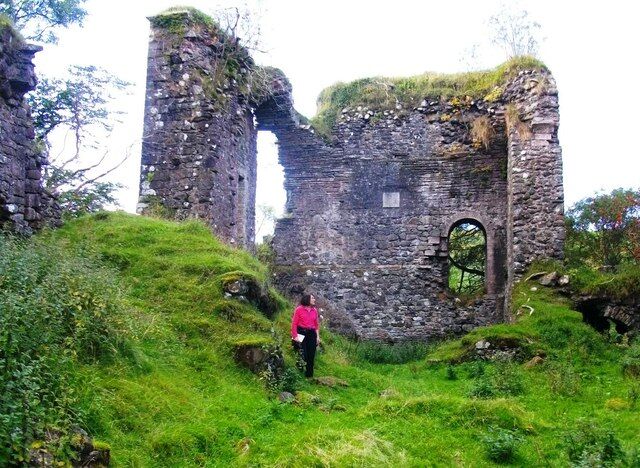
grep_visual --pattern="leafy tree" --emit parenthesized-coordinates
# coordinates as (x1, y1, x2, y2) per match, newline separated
(27, 65, 131, 218)
(448, 222, 486, 294)
(566, 188, 640, 268)
(0, 0, 87, 43)
(255, 204, 276, 239)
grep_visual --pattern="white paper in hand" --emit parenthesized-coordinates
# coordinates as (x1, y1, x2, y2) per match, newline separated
(295, 334, 305, 343)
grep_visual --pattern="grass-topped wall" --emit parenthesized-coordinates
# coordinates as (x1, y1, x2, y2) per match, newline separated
(310, 55, 547, 137)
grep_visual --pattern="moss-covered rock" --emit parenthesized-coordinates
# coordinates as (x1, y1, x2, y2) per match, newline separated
(218, 271, 280, 318)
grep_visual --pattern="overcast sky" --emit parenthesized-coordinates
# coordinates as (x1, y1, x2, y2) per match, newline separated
(33, 0, 640, 238)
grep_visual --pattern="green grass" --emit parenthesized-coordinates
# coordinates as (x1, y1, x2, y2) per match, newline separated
(16, 212, 640, 465)
(310, 56, 546, 138)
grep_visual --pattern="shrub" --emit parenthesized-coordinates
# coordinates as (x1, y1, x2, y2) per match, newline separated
(352, 341, 429, 364)
(628, 384, 640, 408)
(467, 362, 525, 399)
(492, 362, 525, 396)
(564, 421, 625, 467)
(482, 427, 523, 463)
(468, 376, 496, 399)
(279, 366, 303, 394)
(546, 362, 582, 396)
(466, 360, 486, 378)
(0, 235, 125, 464)
(445, 364, 458, 380)
(622, 341, 640, 378)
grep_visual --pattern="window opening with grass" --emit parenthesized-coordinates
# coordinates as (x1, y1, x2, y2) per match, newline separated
(448, 220, 486, 295)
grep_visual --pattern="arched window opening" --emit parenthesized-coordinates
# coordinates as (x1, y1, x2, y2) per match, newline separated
(255, 130, 286, 243)
(448, 220, 486, 295)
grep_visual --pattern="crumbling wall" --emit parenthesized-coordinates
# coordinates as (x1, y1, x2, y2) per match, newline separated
(138, 11, 257, 248)
(503, 70, 564, 282)
(139, 9, 564, 341)
(0, 25, 57, 234)
(270, 69, 564, 340)
(272, 99, 510, 340)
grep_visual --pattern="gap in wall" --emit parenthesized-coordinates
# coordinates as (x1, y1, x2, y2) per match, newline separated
(448, 220, 487, 295)
(255, 131, 286, 243)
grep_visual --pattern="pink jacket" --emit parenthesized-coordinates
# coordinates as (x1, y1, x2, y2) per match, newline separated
(291, 305, 319, 338)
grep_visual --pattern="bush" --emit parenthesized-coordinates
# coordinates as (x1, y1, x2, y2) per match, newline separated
(279, 366, 303, 394)
(468, 376, 496, 399)
(0, 235, 125, 464)
(546, 362, 582, 396)
(564, 421, 625, 467)
(482, 427, 523, 463)
(466, 360, 486, 378)
(565, 188, 640, 269)
(352, 341, 429, 364)
(445, 364, 458, 380)
(467, 362, 525, 399)
(628, 384, 640, 409)
(622, 342, 640, 378)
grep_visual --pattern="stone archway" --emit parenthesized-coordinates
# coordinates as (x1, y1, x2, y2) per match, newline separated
(447, 218, 487, 295)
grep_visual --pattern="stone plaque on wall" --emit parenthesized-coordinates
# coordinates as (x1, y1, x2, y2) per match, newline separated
(382, 191, 400, 208)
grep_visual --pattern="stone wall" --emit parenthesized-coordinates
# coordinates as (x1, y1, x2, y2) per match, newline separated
(137, 11, 258, 248)
(0, 25, 57, 234)
(270, 98, 514, 339)
(139, 9, 565, 341)
(503, 70, 564, 282)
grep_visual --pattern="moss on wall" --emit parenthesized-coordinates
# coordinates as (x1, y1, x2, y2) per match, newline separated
(0, 13, 25, 45)
(149, 7, 219, 35)
(310, 56, 547, 138)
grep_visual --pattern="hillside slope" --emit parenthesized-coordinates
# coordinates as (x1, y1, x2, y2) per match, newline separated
(29, 213, 640, 465)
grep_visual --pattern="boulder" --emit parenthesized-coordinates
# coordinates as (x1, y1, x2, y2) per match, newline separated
(524, 355, 545, 368)
(278, 391, 295, 403)
(233, 340, 284, 376)
(28, 427, 110, 467)
(219, 271, 279, 318)
(538, 271, 559, 286)
(311, 376, 349, 388)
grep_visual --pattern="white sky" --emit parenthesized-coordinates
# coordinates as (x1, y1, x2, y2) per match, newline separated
(33, 0, 640, 239)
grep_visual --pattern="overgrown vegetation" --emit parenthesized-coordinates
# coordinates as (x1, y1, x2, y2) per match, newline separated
(2, 212, 639, 465)
(563, 188, 640, 305)
(149, 7, 218, 34)
(0, 235, 125, 464)
(310, 55, 546, 138)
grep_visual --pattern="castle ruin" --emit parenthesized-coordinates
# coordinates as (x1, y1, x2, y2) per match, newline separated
(0, 24, 58, 234)
(138, 9, 564, 341)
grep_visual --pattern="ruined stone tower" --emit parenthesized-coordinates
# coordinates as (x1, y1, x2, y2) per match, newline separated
(139, 9, 564, 341)
(0, 22, 59, 234)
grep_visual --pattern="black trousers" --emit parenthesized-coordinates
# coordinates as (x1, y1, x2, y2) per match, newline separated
(297, 327, 317, 377)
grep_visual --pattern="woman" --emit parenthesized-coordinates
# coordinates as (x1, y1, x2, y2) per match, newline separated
(291, 293, 321, 378)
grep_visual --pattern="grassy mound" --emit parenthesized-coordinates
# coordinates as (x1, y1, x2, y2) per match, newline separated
(2, 212, 639, 466)
(310, 56, 546, 138)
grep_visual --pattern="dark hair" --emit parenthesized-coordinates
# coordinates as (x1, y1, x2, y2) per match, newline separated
(300, 293, 312, 306)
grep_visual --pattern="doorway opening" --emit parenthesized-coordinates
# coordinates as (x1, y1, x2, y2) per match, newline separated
(448, 220, 486, 295)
